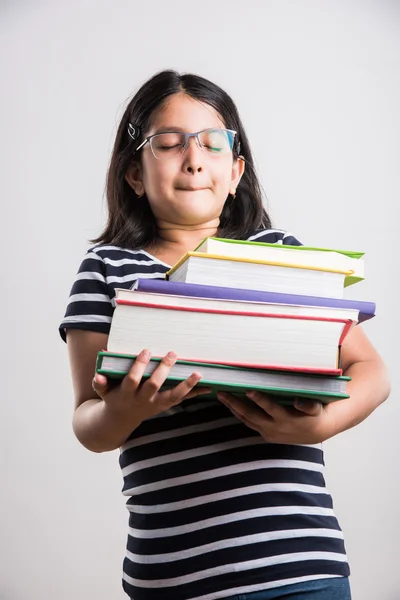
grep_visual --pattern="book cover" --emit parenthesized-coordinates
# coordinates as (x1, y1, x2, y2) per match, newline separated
(130, 279, 375, 324)
(194, 236, 364, 259)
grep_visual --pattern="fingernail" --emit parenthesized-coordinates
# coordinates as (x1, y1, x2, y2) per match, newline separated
(246, 391, 255, 399)
(140, 349, 151, 360)
(167, 351, 176, 359)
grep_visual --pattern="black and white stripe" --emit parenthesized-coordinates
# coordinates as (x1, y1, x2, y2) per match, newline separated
(59, 229, 349, 600)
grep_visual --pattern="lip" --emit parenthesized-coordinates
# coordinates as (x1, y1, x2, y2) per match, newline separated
(176, 187, 208, 191)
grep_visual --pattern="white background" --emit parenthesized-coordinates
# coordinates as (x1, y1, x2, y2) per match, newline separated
(1, 1, 399, 599)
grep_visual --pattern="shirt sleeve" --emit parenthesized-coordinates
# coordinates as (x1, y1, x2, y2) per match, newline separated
(247, 229, 303, 246)
(281, 231, 303, 246)
(59, 249, 114, 343)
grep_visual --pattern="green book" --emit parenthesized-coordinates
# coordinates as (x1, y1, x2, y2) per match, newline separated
(193, 237, 364, 287)
(96, 351, 350, 406)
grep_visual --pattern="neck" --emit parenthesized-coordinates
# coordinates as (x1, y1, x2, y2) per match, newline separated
(156, 218, 220, 250)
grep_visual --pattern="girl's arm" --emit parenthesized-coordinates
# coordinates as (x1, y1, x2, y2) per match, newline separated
(67, 330, 210, 453)
(322, 324, 391, 436)
(67, 329, 144, 452)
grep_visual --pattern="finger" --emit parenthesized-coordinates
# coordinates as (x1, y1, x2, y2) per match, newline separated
(246, 391, 287, 418)
(182, 386, 213, 400)
(140, 351, 178, 396)
(92, 373, 109, 398)
(294, 398, 323, 416)
(164, 372, 204, 404)
(121, 349, 152, 392)
(155, 381, 212, 401)
(218, 392, 272, 425)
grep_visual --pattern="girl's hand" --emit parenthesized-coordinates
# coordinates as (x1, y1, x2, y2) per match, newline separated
(217, 390, 334, 445)
(92, 349, 211, 422)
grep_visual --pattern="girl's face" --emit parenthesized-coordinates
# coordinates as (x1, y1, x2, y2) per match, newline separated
(126, 93, 245, 227)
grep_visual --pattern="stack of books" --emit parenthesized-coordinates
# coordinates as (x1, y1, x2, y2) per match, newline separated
(95, 237, 375, 405)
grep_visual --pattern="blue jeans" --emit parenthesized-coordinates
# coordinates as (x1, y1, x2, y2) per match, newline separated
(228, 577, 351, 599)
(129, 577, 351, 600)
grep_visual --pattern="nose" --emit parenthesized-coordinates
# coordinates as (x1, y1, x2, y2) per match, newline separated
(183, 135, 204, 173)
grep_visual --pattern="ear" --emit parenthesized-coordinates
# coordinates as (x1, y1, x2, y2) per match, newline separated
(125, 162, 145, 196)
(230, 155, 245, 191)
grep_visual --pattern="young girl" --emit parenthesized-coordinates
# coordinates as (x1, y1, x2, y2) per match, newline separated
(60, 70, 390, 600)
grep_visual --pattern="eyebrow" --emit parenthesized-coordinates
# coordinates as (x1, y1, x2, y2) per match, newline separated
(153, 126, 187, 134)
(152, 126, 220, 135)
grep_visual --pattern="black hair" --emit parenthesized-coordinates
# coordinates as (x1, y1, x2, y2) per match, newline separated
(92, 69, 271, 249)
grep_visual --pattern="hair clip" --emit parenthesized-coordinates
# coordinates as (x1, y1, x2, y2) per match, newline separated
(128, 123, 140, 141)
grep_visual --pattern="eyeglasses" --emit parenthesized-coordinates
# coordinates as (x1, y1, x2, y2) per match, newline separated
(131, 127, 238, 160)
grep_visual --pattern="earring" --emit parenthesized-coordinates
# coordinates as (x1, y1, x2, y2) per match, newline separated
(229, 188, 236, 200)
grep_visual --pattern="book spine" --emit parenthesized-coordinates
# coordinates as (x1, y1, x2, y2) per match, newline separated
(338, 320, 354, 345)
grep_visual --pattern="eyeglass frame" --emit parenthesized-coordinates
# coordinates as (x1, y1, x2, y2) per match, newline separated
(129, 126, 241, 159)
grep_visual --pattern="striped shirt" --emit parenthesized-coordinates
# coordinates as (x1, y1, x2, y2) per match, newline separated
(60, 229, 349, 600)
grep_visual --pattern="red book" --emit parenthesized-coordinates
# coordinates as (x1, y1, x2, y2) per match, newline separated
(107, 289, 356, 374)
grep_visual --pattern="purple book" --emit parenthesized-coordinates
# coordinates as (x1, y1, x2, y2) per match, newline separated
(131, 279, 375, 323)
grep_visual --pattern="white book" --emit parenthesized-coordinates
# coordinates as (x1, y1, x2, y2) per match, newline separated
(109, 290, 355, 372)
(166, 254, 352, 299)
(116, 288, 360, 322)
(195, 237, 364, 284)
(96, 352, 351, 403)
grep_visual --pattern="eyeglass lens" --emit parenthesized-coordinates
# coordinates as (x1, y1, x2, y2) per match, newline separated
(150, 129, 235, 159)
